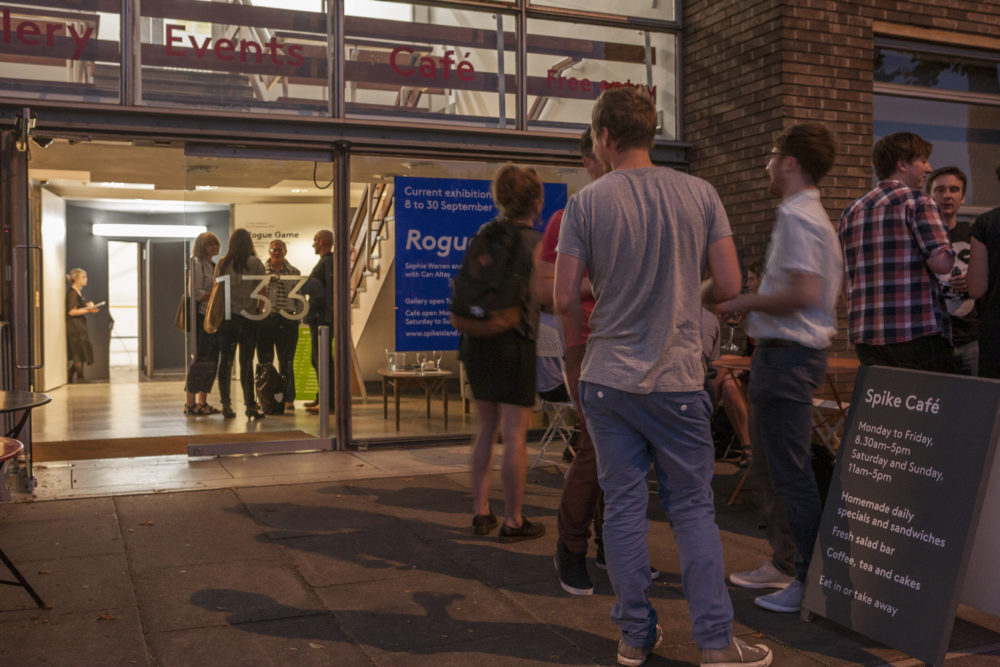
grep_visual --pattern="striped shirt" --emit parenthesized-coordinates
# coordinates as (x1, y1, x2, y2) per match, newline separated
(264, 259, 301, 316)
(838, 179, 953, 345)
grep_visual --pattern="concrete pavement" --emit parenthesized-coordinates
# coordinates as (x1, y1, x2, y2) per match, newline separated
(2, 452, 999, 666)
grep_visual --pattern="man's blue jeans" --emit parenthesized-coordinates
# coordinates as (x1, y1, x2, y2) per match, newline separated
(749, 344, 827, 582)
(581, 382, 733, 651)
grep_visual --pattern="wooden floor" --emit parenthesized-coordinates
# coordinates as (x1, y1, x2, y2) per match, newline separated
(30, 377, 482, 459)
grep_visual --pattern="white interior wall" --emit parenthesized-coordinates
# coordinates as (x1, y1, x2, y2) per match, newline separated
(39, 188, 68, 390)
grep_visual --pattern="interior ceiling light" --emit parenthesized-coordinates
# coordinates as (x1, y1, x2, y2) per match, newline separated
(92, 223, 206, 238)
(194, 185, 218, 191)
(89, 181, 156, 190)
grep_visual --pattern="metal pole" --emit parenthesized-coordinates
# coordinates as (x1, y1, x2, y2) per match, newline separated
(318, 325, 330, 439)
(333, 141, 351, 451)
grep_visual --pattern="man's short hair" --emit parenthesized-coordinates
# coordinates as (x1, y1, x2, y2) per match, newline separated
(927, 166, 967, 195)
(873, 132, 933, 181)
(774, 123, 836, 185)
(578, 128, 594, 160)
(591, 86, 656, 152)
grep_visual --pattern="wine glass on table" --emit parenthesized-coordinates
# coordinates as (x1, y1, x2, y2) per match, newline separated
(432, 349, 442, 370)
(415, 352, 427, 373)
(720, 313, 743, 355)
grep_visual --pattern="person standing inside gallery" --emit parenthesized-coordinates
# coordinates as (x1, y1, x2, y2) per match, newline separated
(301, 229, 335, 413)
(184, 231, 222, 415)
(716, 123, 842, 614)
(66, 268, 100, 384)
(257, 238, 302, 412)
(215, 228, 266, 421)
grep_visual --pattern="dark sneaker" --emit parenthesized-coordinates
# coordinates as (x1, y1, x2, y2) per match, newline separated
(596, 539, 660, 579)
(472, 512, 498, 535)
(555, 540, 593, 595)
(700, 637, 773, 666)
(498, 517, 545, 543)
(562, 446, 575, 462)
(617, 624, 662, 666)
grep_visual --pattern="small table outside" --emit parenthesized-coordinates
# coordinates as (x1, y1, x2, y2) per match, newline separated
(0, 391, 52, 493)
(377, 368, 453, 431)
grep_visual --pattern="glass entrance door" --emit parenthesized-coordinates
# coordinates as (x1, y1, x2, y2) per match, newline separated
(180, 145, 336, 455)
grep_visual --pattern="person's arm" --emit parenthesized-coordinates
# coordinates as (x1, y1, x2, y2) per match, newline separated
(532, 244, 554, 306)
(968, 236, 989, 300)
(702, 236, 741, 305)
(554, 253, 586, 342)
(716, 270, 822, 316)
(926, 247, 955, 275)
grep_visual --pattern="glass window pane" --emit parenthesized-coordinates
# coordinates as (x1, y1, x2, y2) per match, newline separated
(348, 155, 590, 442)
(138, 0, 329, 114)
(875, 94, 1000, 207)
(0, 1, 121, 103)
(875, 46, 1000, 96)
(344, 2, 516, 127)
(529, 0, 675, 23)
(526, 19, 676, 139)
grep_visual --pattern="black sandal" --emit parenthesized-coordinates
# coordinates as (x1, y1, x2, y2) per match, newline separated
(184, 404, 199, 416)
(198, 403, 222, 415)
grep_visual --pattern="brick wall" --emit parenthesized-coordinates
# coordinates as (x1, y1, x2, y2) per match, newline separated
(683, 0, 1000, 369)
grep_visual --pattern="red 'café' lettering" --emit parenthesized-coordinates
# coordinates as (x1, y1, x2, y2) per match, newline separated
(390, 46, 475, 81)
(165, 24, 303, 67)
(546, 69, 656, 98)
(1, 7, 93, 60)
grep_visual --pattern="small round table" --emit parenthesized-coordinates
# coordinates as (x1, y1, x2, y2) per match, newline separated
(0, 391, 52, 493)
(377, 368, 453, 431)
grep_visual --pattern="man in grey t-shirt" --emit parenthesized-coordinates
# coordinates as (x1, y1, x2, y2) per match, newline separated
(555, 87, 772, 667)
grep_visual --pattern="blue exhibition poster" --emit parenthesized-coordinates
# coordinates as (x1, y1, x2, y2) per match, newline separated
(394, 176, 566, 351)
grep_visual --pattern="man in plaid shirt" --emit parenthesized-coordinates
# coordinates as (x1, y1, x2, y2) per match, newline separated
(838, 132, 956, 372)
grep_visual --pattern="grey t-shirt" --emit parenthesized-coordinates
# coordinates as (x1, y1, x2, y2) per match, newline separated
(558, 167, 732, 393)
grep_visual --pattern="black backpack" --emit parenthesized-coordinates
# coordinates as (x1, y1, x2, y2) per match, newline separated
(254, 363, 284, 414)
(449, 218, 525, 338)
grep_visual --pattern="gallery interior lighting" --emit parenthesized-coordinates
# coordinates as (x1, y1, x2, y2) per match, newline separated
(90, 181, 156, 190)
(92, 224, 206, 238)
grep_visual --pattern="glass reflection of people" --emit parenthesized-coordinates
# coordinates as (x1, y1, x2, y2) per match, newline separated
(463, 164, 544, 543)
(184, 232, 222, 415)
(301, 229, 334, 413)
(215, 228, 266, 420)
(66, 268, 100, 384)
(256, 239, 301, 413)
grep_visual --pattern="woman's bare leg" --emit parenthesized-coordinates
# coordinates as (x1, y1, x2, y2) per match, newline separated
(471, 400, 500, 516)
(499, 403, 531, 528)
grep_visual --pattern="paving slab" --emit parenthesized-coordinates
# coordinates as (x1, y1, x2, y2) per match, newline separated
(146, 614, 370, 667)
(0, 605, 149, 665)
(114, 489, 284, 571)
(134, 559, 326, 633)
(0, 552, 133, 618)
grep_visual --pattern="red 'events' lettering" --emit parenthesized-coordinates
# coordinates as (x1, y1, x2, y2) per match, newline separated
(163, 24, 303, 68)
(2, 8, 92, 59)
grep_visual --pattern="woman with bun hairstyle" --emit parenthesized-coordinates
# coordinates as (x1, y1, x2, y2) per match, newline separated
(463, 164, 545, 543)
(66, 268, 100, 383)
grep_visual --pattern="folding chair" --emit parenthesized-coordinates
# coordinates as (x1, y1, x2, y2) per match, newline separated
(530, 319, 579, 469)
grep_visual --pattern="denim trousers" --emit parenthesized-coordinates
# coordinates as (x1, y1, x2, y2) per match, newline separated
(581, 382, 733, 651)
(217, 315, 258, 407)
(749, 345, 826, 583)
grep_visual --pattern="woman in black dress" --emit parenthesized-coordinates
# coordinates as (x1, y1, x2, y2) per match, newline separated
(66, 268, 99, 383)
(462, 164, 545, 543)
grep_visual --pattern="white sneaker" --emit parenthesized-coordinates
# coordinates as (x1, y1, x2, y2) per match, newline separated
(754, 579, 804, 613)
(729, 562, 794, 589)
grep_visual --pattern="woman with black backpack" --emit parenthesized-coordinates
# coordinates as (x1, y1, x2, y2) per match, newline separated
(462, 164, 545, 543)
